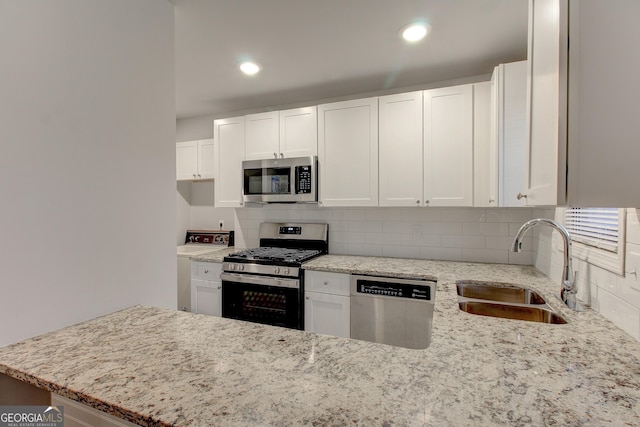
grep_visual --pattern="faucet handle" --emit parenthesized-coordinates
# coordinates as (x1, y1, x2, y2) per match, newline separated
(564, 271, 577, 293)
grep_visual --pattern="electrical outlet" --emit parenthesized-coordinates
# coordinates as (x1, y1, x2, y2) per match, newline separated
(218, 220, 224, 230)
(412, 225, 422, 239)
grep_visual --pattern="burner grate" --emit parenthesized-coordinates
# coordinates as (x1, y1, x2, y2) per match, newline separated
(229, 247, 321, 264)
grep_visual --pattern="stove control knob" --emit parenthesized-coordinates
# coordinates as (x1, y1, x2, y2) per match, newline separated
(274, 267, 281, 274)
(229, 264, 236, 271)
(239, 264, 245, 271)
(284, 267, 290, 275)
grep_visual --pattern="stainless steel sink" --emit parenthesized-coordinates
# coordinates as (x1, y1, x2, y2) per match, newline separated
(458, 301, 568, 324)
(456, 280, 546, 304)
(455, 280, 568, 324)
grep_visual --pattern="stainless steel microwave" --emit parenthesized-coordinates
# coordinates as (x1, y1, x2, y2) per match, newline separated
(242, 156, 317, 203)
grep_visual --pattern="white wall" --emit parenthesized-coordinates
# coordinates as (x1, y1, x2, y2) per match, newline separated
(235, 206, 536, 264)
(0, 0, 176, 346)
(535, 208, 640, 341)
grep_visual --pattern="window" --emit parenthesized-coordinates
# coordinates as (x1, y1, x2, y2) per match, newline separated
(563, 208, 626, 275)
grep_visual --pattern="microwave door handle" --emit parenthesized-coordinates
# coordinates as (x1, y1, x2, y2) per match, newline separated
(221, 272, 300, 289)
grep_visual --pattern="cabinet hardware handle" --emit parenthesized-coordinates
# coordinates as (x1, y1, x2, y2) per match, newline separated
(489, 199, 495, 203)
(197, 174, 201, 178)
(204, 270, 209, 274)
(280, 153, 284, 158)
(323, 281, 328, 286)
(217, 285, 221, 289)
(305, 297, 309, 300)
(273, 153, 277, 158)
(193, 174, 196, 178)
(517, 193, 528, 200)
(425, 200, 430, 205)
(416, 200, 420, 204)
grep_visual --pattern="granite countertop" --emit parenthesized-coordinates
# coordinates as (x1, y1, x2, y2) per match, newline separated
(1, 256, 640, 426)
(190, 247, 236, 263)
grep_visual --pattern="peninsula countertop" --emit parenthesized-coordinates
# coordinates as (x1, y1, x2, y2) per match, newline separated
(1, 256, 639, 426)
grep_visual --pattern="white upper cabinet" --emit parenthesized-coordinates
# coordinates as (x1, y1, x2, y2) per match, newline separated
(524, 0, 640, 207)
(472, 81, 493, 207)
(486, 61, 528, 207)
(318, 97, 378, 207)
(379, 91, 423, 207)
(565, 0, 640, 207)
(214, 116, 245, 207)
(423, 84, 474, 207)
(198, 139, 216, 180)
(279, 106, 318, 158)
(245, 111, 279, 160)
(176, 140, 198, 180)
(523, 0, 567, 206)
(176, 139, 215, 181)
(245, 107, 318, 160)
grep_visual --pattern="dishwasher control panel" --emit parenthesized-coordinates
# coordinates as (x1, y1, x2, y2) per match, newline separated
(356, 279, 432, 301)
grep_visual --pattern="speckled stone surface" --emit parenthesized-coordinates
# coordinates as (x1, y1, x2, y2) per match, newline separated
(190, 247, 236, 263)
(1, 255, 640, 426)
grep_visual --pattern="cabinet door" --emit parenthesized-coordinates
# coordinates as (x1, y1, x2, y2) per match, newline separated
(423, 84, 473, 206)
(245, 111, 279, 160)
(379, 91, 423, 207)
(176, 140, 198, 180)
(214, 116, 245, 207)
(566, 1, 640, 207)
(472, 81, 494, 207)
(197, 138, 215, 180)
(191, 279, 222, 317)
(498, 61, 528, 207)
(318, 97, 378, 207)
(52, 394, 138, 427)
(524, 0, 568, 206)
(279, 106, 318, 157)
(304, 291, 350, 338)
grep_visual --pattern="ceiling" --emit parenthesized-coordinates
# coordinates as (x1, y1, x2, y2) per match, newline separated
(172, 0, 528, 120)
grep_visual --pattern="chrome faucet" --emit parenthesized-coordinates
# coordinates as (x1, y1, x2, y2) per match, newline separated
(511, 218, 582, 311)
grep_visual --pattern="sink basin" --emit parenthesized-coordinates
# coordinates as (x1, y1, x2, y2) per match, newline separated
(456, 281, 547, 305)
(458, 301, 568, 324)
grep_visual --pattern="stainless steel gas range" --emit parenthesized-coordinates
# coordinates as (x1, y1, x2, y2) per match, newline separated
(220, 222, 328, 330)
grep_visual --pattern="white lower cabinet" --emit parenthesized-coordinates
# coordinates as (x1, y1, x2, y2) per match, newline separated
(191, 262, 222, 317)
(51, 394, 138, 427)
(304, 271, 350, 338)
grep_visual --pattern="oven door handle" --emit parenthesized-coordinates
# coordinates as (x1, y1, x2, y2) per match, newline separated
(221, 272, 300, 289)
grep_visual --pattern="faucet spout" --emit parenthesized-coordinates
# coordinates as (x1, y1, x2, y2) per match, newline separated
(511, 218, 582, 311)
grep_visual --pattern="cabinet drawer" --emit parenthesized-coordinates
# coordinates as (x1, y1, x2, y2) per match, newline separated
(191, 261, 222, 281)
(305, 270, 350, 296)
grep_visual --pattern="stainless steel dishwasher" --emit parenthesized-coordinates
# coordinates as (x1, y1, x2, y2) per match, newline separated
(350, 275, 436, 349)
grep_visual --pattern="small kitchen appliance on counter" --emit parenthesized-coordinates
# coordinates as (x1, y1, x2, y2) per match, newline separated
(221, 222, 328, 330)
(177, 230, 233, 312)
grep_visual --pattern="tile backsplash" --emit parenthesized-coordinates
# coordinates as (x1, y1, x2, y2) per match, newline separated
(535, 208, 640, 341)
(234, 205, 541, 265)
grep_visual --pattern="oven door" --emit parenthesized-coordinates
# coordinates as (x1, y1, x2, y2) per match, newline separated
(220, 272, 303, 330)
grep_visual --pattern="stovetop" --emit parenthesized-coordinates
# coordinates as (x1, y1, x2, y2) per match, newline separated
(225, 247, 322, 265)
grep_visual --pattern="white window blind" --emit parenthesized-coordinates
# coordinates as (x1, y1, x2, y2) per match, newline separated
(564, 208, 619, 253)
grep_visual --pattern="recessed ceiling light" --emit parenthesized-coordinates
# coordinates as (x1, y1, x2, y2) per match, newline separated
(239, 61, 261, 76)
(400, 22, 430, 43)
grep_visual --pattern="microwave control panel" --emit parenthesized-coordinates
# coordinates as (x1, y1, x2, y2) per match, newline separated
(295, 165, 312, 194)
